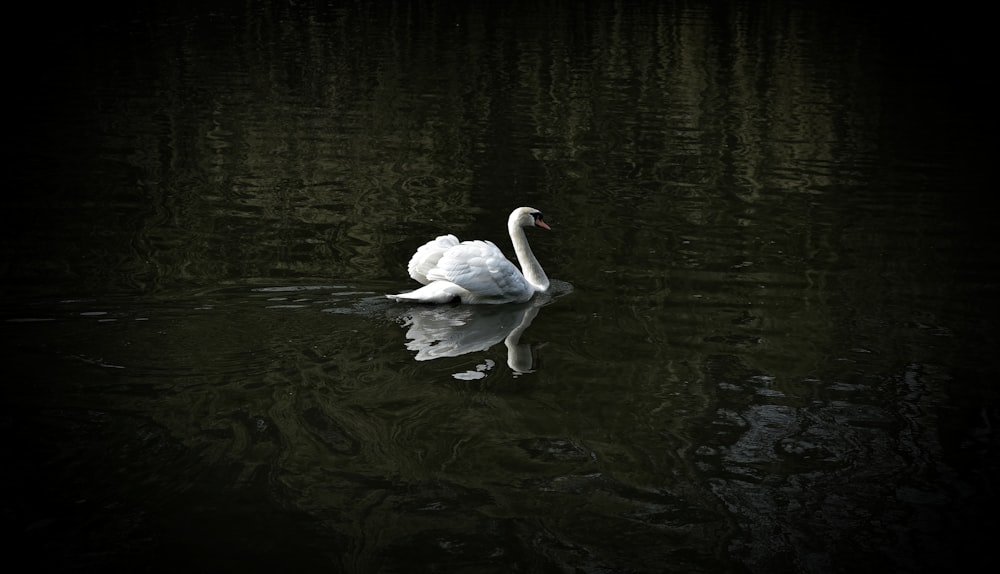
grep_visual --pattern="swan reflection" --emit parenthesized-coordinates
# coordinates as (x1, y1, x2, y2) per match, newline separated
(397, 296, 547, 378)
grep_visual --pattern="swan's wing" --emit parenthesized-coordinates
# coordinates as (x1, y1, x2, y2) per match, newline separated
(407, 234, 460, 285)
(426, 240, 531, 301)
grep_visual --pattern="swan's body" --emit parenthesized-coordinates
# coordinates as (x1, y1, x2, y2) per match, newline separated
(387, 207, 550, 304)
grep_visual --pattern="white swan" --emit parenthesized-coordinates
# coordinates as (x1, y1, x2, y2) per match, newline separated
(387, 207, 550, 304)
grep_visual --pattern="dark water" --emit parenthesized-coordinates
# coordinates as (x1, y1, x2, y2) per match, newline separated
(3, 2, 995, 573)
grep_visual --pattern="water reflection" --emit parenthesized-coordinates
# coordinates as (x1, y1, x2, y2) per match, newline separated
(397, 297, 546, 378)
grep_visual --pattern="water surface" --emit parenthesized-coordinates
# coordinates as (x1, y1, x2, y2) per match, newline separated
(3, 2, 995, 573)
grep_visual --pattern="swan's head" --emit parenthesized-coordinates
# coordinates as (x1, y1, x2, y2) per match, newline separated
(509, 206, 551, 231)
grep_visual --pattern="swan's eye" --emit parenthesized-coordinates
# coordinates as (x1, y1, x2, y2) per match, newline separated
(532, 212, 543, 221)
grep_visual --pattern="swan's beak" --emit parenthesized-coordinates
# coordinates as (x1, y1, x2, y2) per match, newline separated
(535, 220, 551, 231)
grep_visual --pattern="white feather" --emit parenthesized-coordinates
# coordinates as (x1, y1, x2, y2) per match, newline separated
(407, 234, 459, 284)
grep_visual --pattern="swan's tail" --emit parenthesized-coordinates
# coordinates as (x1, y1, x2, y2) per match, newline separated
(386, 281, 467, 304)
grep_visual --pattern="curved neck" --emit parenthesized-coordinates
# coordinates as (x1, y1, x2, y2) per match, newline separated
(509, 222, 549, 292)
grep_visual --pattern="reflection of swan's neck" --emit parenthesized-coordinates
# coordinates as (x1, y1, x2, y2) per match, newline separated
(504, 304, 541, 373)
(510, 222, 549, 292)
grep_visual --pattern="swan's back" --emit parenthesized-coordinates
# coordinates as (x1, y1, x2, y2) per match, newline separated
(407, 234, 459, 284)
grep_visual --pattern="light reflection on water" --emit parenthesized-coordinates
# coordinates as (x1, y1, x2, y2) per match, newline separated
(4, 1, 994, 573)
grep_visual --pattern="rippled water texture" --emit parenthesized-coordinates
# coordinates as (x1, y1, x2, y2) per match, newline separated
(3, 2, 995, 573)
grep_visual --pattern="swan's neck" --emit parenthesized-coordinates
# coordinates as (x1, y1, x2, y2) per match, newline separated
(509, 222, 549, 292)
